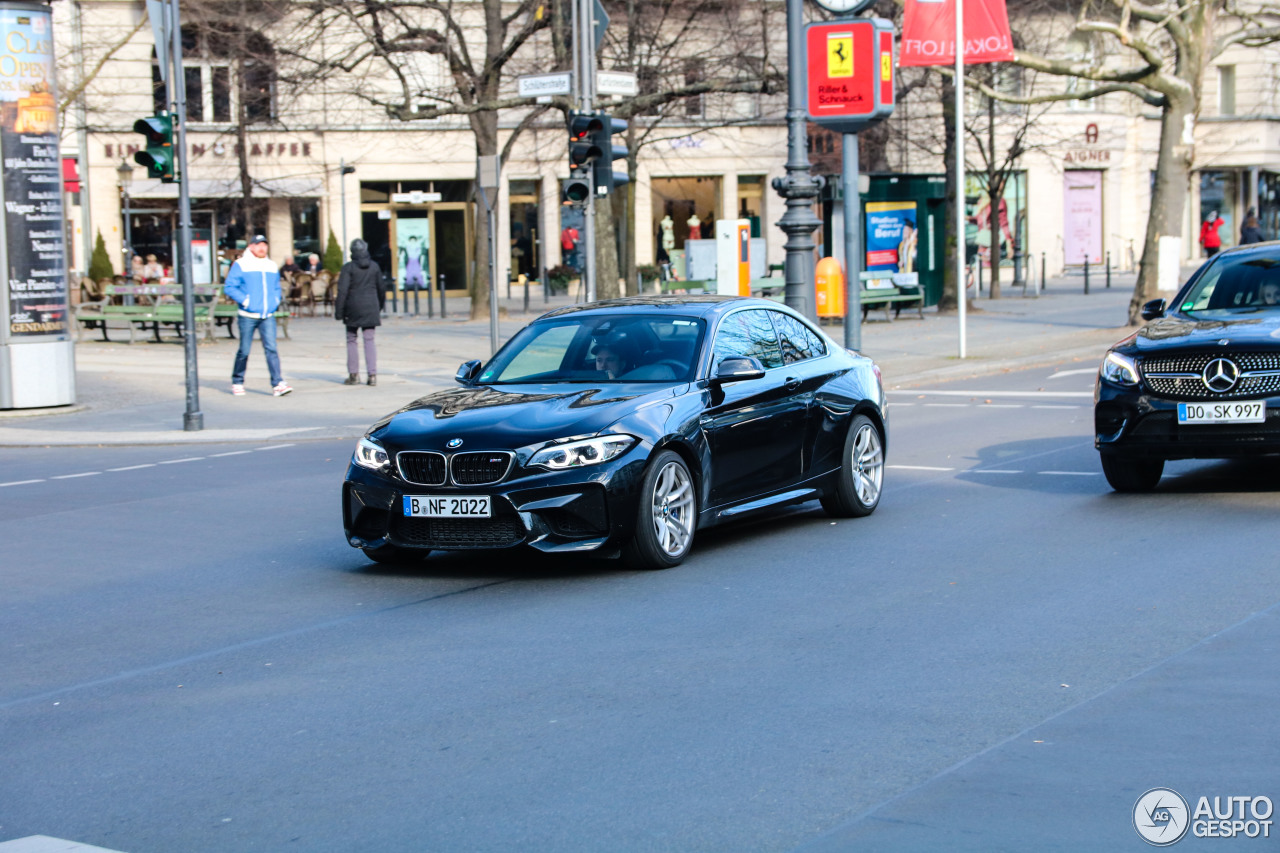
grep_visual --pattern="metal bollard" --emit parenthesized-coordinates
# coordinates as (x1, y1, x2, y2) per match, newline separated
(413, 283, 420, 316)
(440, 274, 447, 319)
(1106, 251, 1111, 289)
(976, 259, 983, 295)
(1083, 256, 1090, 294)
(1041, 252, 1047, 293)
(427, 272, 434, 318)
(542, 267, 549, 303)
(523, 273, 529, 314)
(391, 281, 398, 314)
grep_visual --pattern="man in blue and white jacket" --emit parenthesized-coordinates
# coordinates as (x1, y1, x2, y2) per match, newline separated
(224, 234, 292, 396)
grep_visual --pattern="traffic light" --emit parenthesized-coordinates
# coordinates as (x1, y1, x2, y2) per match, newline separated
(563, 166, 592, 205)
(568, 111, 603, 169)
(133, 114, 175, 183)
(590, 114, 628, 197)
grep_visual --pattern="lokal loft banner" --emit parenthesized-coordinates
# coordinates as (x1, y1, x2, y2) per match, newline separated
(900, 0, 1015, 67)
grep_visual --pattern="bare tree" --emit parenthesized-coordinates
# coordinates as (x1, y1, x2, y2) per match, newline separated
(1005, 0, 1280, 322)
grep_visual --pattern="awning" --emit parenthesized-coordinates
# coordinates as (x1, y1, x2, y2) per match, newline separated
(127, 176, 325, 199)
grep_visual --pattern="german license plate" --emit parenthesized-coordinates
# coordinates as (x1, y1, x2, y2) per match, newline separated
(403, 495, 491, 518)
(1177, 402, 1265, 424)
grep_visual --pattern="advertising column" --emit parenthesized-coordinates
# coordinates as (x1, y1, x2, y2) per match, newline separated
(0, 1, 74, 409)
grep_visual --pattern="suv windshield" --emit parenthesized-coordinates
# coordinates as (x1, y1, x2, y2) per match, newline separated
(1178, 252, 1280, 315)
(478, 314, 706, 384)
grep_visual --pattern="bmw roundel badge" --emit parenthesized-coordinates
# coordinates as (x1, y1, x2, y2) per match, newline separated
(446, 438, 464, 449)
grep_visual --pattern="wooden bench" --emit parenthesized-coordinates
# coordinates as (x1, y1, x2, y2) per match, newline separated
(75, 284, 290, 343)
(858, 274, 925, 322)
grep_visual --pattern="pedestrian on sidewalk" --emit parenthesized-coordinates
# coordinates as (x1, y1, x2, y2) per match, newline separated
(335, 238, 384, 386)
(1200, 211, 1225, 257)
(224, 235, 292, 397)
(1241, 210, 1266, 244)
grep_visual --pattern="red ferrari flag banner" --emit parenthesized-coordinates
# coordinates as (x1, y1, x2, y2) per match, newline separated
(900, 0, 1015, 67)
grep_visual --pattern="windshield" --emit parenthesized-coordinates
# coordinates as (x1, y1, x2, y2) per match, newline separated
(1176, 253, 1280, 316)
(478, 314, 706, 384)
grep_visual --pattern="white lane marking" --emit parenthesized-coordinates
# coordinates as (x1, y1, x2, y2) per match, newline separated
(159, 457, 204, 465)
(210, 450, 253, 457)
(107, 463, 157, 471)
(1032, 405, 1082, 410)
(889, 389, 1093, 398)
(1049, 368, 1099, 379)
(51, 471, 101, 479)
(254, 443, 296, 451)
(888, 465, 955, 471)
(925, 403, 970, 407)
(968, 469, 1020, 474)
(984, 404, 1024, 408)
(1039, 470, 1100, 476)
(0, 479, 44, 487)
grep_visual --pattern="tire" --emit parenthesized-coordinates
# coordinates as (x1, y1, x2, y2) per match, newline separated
(622, 450, 697, 570)
(362, 543, 426, 564)
(820, 414, 884, 518)
(1100, 454, 1163, 492)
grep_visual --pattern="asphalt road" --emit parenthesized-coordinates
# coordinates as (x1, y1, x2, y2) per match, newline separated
(2, 362, 1277, 852)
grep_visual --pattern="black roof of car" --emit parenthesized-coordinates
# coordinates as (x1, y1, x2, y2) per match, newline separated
(538, 294, 787, 321)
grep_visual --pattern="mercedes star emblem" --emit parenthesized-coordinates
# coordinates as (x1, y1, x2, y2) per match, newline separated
(1202, 357, 1241, 392)
(446, 438, 464, 449)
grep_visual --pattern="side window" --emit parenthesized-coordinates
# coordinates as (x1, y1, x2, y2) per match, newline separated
(770, 311, 827, 364)
(713, 310, 783, 369)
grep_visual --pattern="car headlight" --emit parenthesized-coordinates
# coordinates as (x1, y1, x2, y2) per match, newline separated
(1100, 351, 1140, 386)
(353, 436, 391, 471)
(529, 434, 636, 470)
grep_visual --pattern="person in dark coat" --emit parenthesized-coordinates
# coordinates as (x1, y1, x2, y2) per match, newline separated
(1240, 214, 1266, 244)
(335, 239, 385, 386)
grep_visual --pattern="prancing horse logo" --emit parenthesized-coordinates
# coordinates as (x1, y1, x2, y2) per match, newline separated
(1202, 357, 1241, 392)
(446, 438, 464, 449)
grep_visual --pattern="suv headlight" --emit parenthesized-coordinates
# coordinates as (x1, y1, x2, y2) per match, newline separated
(529, 434, 636, 470)
(1100, 351, 1140, 386)
(353, 436, 391, 471)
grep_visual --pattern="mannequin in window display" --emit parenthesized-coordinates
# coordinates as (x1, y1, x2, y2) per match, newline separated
(686, 213, 701, 240)
(660, 215, 675, 253)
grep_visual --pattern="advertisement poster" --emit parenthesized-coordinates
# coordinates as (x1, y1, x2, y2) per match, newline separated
(397, 216, 430, 290)
(865, 201, 918, 275)
(1, 3, 68, 339)
(191, 239, 212, 285)
(966, 172, 1027, 267)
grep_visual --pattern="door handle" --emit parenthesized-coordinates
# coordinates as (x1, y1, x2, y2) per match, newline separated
(784, 376, 800, 390)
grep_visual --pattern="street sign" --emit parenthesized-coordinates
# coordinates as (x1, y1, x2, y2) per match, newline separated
(593, 0, 610, 51)
(597, 71, 638, 97)
(391, 191, 442, 204)
(517, 72, 572, 98)
(147, 0, 168, 84)
(805, 18, 896, 134)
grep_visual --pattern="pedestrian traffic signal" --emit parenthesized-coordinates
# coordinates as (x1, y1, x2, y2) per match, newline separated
(568, 111, 604, 169)
(133, 114, 175, 182)
(562, 166, 591, 205)
(590, 114, 628, 197)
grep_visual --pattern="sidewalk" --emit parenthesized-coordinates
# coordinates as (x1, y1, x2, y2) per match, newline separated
(0, 272, 1150, 446)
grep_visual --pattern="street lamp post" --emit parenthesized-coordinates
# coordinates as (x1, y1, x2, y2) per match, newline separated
(340, 159, 356, 259)
(116, 158, 134, 275)
(772, 0, 824, 322)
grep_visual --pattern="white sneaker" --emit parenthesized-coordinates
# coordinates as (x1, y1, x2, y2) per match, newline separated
(231, 384, 245, 396)
(273, 382, 293, 397)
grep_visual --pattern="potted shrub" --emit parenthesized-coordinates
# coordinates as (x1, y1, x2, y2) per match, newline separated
(636, 264, 662, 293)
(546, 264, 577, 295)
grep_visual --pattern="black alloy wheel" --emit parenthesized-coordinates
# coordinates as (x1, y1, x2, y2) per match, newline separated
(1100, 454, 1164, 492)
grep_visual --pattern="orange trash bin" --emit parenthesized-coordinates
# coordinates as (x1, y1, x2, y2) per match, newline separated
(815, 256, 845, 318)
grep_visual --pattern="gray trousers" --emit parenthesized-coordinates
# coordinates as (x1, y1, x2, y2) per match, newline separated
(346, 326, 377, 375)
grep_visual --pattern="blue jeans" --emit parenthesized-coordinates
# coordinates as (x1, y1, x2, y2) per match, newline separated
(232, 315, 282, 386)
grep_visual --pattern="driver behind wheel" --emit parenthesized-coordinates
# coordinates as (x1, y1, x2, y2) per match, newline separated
(591, 331, 637, 379)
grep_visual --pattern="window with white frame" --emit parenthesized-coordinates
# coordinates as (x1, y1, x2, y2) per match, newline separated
(152, 24, 276, 124)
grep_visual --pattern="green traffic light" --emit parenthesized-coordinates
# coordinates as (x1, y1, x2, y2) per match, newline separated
(133, 115, 175, 183)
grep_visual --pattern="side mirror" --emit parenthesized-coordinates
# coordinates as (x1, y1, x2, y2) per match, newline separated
(711, 356, 766, 385)
(455, 359, 483, 385)
(1140, 299, 1167, 321)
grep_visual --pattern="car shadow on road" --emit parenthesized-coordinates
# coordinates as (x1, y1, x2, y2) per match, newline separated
(957, 435, 1280, 496)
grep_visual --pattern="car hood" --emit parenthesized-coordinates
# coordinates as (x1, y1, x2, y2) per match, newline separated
(1129, 312, 1280, 353)
(370, 382, 683, 450)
